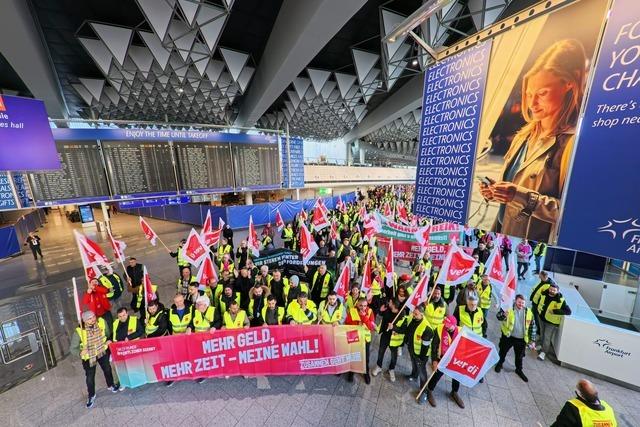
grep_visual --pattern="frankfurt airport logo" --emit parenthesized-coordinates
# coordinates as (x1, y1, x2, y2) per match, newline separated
(597, 218, 640, 255)
(593, 338, 631, 359)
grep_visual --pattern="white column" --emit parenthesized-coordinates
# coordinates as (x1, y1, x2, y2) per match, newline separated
(245, 191, 253, 205)
(100, 202, 111, 232)
(295, 189, 300, 200)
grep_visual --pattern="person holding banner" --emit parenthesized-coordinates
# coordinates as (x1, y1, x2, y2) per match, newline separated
(263, 295, 285, 325)
(222, 301, 249, 329)
(345, 297, 376, 384)
(478, 39, 587, 243)
(495, 294, 535, 382)
(286, 292, 318, 325)
(424, 315, 464, 408)
(188, 296, 219, 334)
(167, 294, 193, 336)
(69, 311, 121, 408)
(318, 291, 345, 326)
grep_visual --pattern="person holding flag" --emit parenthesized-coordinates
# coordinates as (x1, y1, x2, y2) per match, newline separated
(169, 239, 191, 274)
(495, 294, 535, 382)
(345, 297, 376, 384)
(98, 265, 124, 308)
(81, 278, 112, 326)
(247, 216, 261, 258)
(371, 298, 406, 383)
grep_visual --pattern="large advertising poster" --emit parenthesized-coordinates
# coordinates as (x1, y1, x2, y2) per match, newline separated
(110, 325, 366, 388)
(558, 0, 640, 263)
(414, 42, 492, 224)
(466, 0, 609, 243)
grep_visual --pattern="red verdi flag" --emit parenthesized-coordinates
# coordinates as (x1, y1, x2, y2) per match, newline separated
(405, 271, 430, 311)
(143, 265, 156, 302)
(182, 228, 208, 267)
(436, 241, 478, 286)
(196, 255, 217, 286)
(397, 201, 409, 224)
(329, 218, 339, 241)
(299, 221, 319, 264)
(107, 230, 127, 263)
(139, 216, 158, 246)
(74, 230, 109, 271)
(385, 239, 395, 289)
(316, 198, 329, 216)
(299, 208, 308, 222)
(436, 328, 499, 388)
(334, 260, 352, 299)
(336, 196, 346, 213)
(248, 215, 260, 257)
(312, 205, 330, 231)
(201, 211, 223, 246)
(499, 254, 518, 311)
(360, 254, 373, 294)
(275, 208, 285, 231)
(485, 245, 505, 288)
(383, 202, 392, 218)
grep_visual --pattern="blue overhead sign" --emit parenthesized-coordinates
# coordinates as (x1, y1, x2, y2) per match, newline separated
(413, 41, 492, 223)
(51, 128, 277, 144)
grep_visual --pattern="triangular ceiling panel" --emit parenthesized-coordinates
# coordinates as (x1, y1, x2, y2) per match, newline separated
(168, 19, 196, 61)
(292, 77, 311, 101)
(177, 0, 199, 25)
(381, 9, 408, 61)
(79, 78, 105, 101)
(139, 31, 171, 70)
(352, 49, 379, 85)
(78, 37, 113, 76)
(196, 4, 227, 52)
(307, 68, 331, 95)
(237, 66, 254, 93)
(90, 23, 133, 66)
(220, 48, 248, 82)
(334, 73, 356, 99)
(205, 59, 224, 82)
(129, 45, 154, 74)
(72, 83, 94, 105)
(136, 0, 175, 41)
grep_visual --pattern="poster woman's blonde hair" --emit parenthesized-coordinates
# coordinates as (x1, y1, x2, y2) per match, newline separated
(520, 39, 587, 140)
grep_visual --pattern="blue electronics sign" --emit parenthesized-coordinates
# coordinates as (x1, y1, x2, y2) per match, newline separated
(0, 173, 17, 210)
(281, 136, 305, 188)
(559, 0, 640, 263)
(413, 41, 492, 224)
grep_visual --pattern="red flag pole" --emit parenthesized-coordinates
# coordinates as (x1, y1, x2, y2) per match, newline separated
(416, 368, 439, 400)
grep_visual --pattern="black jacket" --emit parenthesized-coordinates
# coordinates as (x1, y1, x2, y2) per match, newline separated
(146, 304, 169, 338)
(113, 316, 144, 342)
(551, 397, 608, 427)
(126, 264, 144, 287)
(539, 290, 572, 323)
(24, 235, 41, 249)
(236, 247, 249, 268)
(236, 276, 254, 310)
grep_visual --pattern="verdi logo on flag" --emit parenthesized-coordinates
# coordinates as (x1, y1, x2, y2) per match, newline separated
(182, 228, 208, 266)
(444, 336, 492, 380)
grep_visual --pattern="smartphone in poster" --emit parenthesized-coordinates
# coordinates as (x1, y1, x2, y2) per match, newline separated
(466, 0, 609, 243)
(558, 0, 640, 263)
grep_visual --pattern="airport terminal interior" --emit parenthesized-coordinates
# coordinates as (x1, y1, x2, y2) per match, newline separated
(1, 0, 639, 426)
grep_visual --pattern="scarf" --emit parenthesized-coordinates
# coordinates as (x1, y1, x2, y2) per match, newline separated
(85, 323, 105, 366)
(440, 327, 458, 357)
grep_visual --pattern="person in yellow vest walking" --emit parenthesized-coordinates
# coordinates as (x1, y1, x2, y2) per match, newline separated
(494, 295, 535, 382)
(345, 297, 376, 384)
(169, 239, 191, 274)
(112, 307, 143, 342)
(454, 294, 484, 336)
(222, 301, 250, 329)
(537, 282, 571, 361)
(165, 293, 192, 387)
(188, 296, 219, 334)
(70, 311, 121, 409)
(552, 379, 617, 427)
(475, 274, 492, 338)
(532, 241, 547, 274)
(424, 315, 464, 408)
(371, 298, 406, 382)
(529, 271, 553, 334)
(318, 291, 345, 325)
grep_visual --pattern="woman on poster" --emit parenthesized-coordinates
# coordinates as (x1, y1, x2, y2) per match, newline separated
(479, 39, 587, 242)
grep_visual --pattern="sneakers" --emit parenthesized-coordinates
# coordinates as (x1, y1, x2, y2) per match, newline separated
(108, 384, 121, 393)
(389, 370, 396, 382)
(371, 366, 382, 377)
(494, 364, 502, 373)
(515, 370, 529, 382)
(417, 393, 428, 405)
(364, 373, 371, 385)
(86, 395, 96, 409)
(538, 352, 546, 361)
(117, 384, 125, 392)
(450, 391, 465, 409)
(165, 381, 175, 387)
(427, 391, 436, 407)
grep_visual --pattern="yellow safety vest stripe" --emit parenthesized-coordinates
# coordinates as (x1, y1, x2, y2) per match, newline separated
(193, 307, 216, 332)
(568, 399, 617, 427)
(458, 308, 483, 334)
(76, 318, 108, 360)
(223, 310, 247, 329)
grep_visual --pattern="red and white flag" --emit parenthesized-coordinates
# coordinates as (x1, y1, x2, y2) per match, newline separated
(298, 220, 319, 264)
(485, 245, 505, 287)
(139, 216, 158, 246)
(196, 255, 218, 286)
(363, 213, 381, 241)
(311, 205, 330, 231)
(499, 254, 518, 311)
(436, 241, 478, 286)
(142, 265, 156, 308)
(275, 208, 285, 231)
(299, 208, 308, 222)
(414, 224, 431, 247)
(247, 215, 260, 257)
(181, 228, 208, 267)
(385, 239, 395, 289)
(74, 230, 109, 282)
(405, 272, 430, 311)
(334, 259, 352, 299)
(316, 198, 329, 216)
(435, 328, 499, 388)
(396, 201, 409, 224)
(358, 205, 366, 220)
(336, 196, 346, 213)
(329, 218, 339, 241)
(360, 254, 373, 294)
(201, 211, 224, 246)
(107, 229, 127, 263)
(383, 202, 392, 218)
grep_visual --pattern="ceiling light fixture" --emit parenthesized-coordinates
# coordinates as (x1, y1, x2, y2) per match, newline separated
(412, 59, 419, 66)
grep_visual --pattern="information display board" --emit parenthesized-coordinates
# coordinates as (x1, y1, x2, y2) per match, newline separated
(174, 142, 234, 194)
(102, 140, 177, 199)
(281, 136, 305, 188)
(232, 143, 281, 190)
(29, 141, 110, 205)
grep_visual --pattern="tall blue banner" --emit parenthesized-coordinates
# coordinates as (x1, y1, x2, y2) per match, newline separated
(559, 0, 640, 263)
(413, 41, 492, 223)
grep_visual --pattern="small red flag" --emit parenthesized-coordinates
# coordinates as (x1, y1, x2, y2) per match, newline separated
(139, 216, 158, 246)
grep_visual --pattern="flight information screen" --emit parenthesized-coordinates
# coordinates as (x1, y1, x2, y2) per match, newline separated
(102, 140, 177, 198)
(29, 140, 110, 205)
(174, 141, 234, 194)
(232, 143, 281, 189)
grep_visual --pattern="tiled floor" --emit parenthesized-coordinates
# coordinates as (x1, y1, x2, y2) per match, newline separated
(0, 210, 639, 426)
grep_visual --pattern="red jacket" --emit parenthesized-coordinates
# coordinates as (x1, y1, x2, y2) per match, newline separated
(81, 285, 111, 317)
(345, 307, 376, 332)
